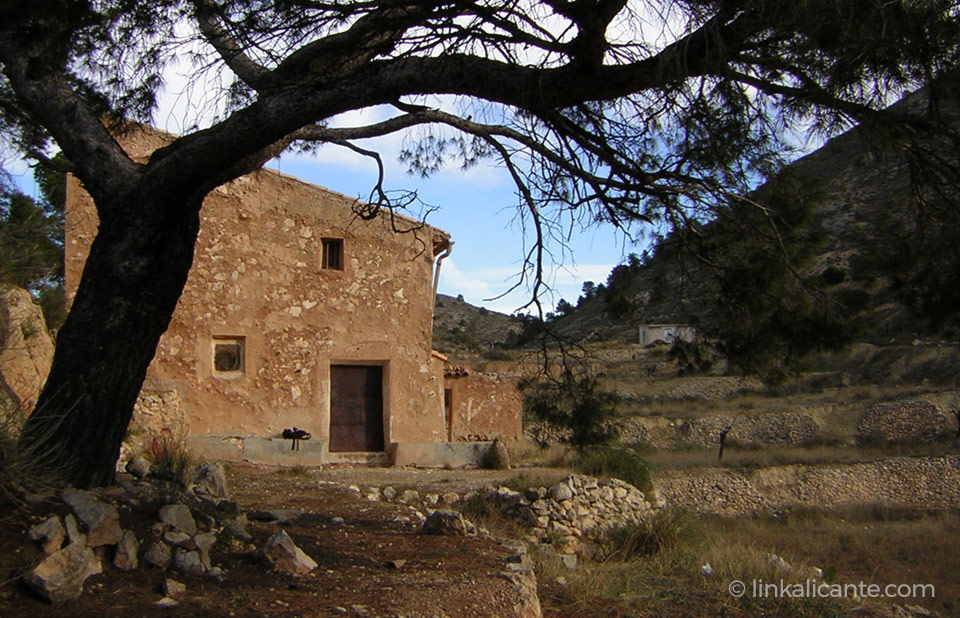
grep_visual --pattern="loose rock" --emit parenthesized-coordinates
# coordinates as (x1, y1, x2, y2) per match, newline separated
(63, 514, 86, 546)
(163, 578, 186, 599)
(113, 530, 140, 571)
(125, 455, 151, 479)
(421, 510, 473, 536)
(263, 530, 318, 575)
(23, 543, 103, 604)
(144, 541, 173, 569)
(159, 504, 197, 536)
(186, 462, 230, 501)
(62, 488, 123, 547)
(174, 549, 205, 575)
(28, 516, 65, 555)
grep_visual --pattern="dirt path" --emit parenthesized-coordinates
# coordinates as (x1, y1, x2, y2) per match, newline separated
(305, 465, 569, 496)
(1, 464, 547, 618)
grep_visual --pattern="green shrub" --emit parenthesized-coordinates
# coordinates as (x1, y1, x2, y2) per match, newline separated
(820, 265, 846, 285)
(524, 373, 619, 450)
(575, 445, 653, 492)
(483, 348, 513, 361)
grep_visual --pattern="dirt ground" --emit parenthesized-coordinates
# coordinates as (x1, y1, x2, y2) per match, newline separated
(0, 464, 564, 618)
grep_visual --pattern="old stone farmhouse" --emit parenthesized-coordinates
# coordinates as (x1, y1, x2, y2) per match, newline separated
(65, 126, 521, 466)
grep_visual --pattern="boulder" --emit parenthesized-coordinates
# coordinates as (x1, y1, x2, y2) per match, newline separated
(144, 541, 172, 569)
(263, 530, 317, 575)
(0, 285, 55, 413)
(421, 509, 473, 536)
(62, 488, 123, 547)
(23, 543, 102, 604)
(28, 516, 65, 555)
(186, 462, 229, 501)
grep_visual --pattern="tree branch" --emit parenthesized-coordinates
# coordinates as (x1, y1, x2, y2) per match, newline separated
(193, 0, 271, 90)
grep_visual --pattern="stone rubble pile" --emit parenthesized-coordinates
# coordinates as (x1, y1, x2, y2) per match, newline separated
(21, 460, 317, 605)
(480, 475, 664, 554)
(372, 474, 665, 557)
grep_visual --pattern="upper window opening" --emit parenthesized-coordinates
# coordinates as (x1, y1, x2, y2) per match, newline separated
(322, 238, 344, 270)
(213, 337, 245, 374)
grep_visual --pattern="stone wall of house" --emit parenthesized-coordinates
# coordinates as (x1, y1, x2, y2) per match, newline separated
(66, 126, 450, 450)
(119, 387, 190, 463)
(447, 371, 523, 442)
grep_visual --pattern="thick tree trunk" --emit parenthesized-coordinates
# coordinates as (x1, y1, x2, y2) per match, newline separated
(20, 190, 201, 488)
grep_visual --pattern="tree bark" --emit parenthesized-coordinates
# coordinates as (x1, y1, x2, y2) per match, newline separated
(19, 189, 202, 488)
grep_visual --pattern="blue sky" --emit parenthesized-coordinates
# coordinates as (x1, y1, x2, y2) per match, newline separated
(267, 140, 637, 316)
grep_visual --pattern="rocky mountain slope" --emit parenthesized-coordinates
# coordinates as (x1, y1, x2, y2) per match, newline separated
(545, 84, 960, 347)
(432, 293, 521, 355)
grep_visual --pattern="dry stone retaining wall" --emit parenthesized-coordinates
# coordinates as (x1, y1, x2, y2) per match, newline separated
(658, 455, 960, 515)
(854, 400, 953, 444)
(528, 397, 957, 449)
(677, 412, 822, 447)
(370, 474, 664, 557)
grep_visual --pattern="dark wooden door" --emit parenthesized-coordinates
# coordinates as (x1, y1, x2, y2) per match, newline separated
(329, 365, 384, 452)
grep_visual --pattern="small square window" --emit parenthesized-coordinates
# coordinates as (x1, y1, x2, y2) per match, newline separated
(213, 337, 245, 374)
(322, 238, 344, 270)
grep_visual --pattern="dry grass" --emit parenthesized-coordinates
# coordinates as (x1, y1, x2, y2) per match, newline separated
(273, 464, 310, 477)
(143, 430, 202, 485)
(458, 491, 531, 540)
(0, 402, 73, 507)
(538, 507, 959, 617)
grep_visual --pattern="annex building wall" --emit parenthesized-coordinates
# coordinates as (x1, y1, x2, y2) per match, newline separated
(65, 126, 451, 460)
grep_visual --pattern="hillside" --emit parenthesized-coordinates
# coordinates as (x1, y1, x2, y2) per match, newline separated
(431, 293, 521, 357)
(547, 83, 960, 348)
